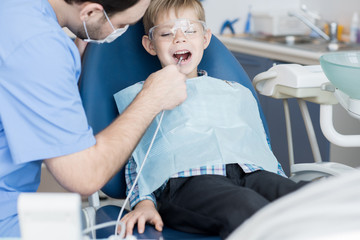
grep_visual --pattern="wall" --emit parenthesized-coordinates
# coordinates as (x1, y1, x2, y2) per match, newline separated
(300, 0, 360, 34)
(202, 0, 301, 34)
(203, 0, 360, 35)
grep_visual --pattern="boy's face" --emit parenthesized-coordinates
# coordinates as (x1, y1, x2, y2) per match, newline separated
(142, 8, 212, 78)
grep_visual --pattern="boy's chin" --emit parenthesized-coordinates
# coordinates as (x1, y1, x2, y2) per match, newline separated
(182, 68, 198, 79)
(161, 62, 198, 78)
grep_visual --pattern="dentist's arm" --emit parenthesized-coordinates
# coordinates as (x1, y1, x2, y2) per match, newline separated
(45, 65, 186, 196)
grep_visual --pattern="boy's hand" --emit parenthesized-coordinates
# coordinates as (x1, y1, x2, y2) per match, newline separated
(141, 65, 187, 111)
(119, 200, 164, 236)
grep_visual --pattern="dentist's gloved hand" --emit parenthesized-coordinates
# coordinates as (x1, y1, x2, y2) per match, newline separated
(119, 200, 163, 236)
(141, 65, 187, 112)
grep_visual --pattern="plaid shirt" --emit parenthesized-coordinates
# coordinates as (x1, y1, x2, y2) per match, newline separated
(125, 159, 286, 209)
(125, 70, 286, 209)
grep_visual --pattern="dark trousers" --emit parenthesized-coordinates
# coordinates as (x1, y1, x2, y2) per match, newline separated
(157, 164, 308, 239)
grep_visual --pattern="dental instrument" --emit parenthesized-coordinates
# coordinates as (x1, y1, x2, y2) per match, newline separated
(113, 56, 183, 238)
(177, 56, 183, 65)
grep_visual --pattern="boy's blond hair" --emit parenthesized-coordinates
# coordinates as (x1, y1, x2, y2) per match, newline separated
(143, 0, 205, 35)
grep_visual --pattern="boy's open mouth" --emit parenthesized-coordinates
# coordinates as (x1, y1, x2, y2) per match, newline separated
(174, 50, 192, 63)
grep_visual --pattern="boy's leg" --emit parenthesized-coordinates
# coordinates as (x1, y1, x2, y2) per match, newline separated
(157, 175, 269, 239)
(231, 166, 309, 201)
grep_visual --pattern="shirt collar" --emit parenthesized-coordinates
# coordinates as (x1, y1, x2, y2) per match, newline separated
(198, 70, 208, 76)
(42, 0, 58, 22)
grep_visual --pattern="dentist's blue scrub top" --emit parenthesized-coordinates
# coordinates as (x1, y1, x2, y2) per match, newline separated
(0, 0, 96, 236)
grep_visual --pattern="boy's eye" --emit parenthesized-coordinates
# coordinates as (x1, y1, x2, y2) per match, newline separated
(185, 30, 196, 34)
(159, 32, 173, 38)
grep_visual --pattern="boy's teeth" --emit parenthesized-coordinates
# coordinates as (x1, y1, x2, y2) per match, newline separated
(175, 51, 190, 57)
(174, 50, 191, 62)
(176, 50, 189, 54)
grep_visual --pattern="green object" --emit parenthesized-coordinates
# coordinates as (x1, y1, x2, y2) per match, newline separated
(320, 52, 360, 99)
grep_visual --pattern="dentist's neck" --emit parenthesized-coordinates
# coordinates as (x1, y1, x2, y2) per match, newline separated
(48, 0, 81, 28)
(48, 0, 66, 26)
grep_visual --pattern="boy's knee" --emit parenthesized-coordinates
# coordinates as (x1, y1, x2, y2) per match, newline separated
(219, 193, 268, 238)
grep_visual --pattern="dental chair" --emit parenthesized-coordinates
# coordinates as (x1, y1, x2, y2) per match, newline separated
(79, 20, 358, 239)
(79, 20, 270, 239)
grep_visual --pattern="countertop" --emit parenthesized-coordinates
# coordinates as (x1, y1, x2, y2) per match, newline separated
(217, 35, 326, 65)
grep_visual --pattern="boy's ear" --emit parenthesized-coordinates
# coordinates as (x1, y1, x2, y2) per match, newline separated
(203, 29, 212, 50)
(142, 35, 157, 56)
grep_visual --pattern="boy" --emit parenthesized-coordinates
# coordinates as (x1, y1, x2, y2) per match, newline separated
(114, 0, 307, 238)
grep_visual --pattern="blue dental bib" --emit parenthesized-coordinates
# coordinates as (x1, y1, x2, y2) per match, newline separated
(114, 76, 279, 197)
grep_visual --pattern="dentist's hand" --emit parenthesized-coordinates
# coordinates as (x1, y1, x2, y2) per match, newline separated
(74, 37, 88, 59)
(119, 200, 163, 236)
(141, 65, 187, 112)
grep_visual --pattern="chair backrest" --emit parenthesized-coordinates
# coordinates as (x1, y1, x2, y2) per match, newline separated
(79, 21, 270, 199)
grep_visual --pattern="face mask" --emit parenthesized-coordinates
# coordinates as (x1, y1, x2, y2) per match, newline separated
(83, 10, 129, 44)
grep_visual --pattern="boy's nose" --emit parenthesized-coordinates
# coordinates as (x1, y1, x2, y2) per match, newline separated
(173, 29, 187, 43)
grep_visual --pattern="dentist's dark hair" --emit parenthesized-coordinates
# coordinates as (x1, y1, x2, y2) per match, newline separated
(64, 0, 140, 16)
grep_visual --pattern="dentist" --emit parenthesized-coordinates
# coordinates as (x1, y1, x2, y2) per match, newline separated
(0, 0, 187, 236)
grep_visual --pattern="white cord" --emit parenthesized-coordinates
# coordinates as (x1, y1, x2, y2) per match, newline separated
(83, 221, 125, 236)
(113, 57, 181, 237)
(114, 110, 166, 236)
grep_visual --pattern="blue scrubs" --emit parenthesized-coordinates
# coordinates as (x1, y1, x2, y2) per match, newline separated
(0, 0, 96, 236)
